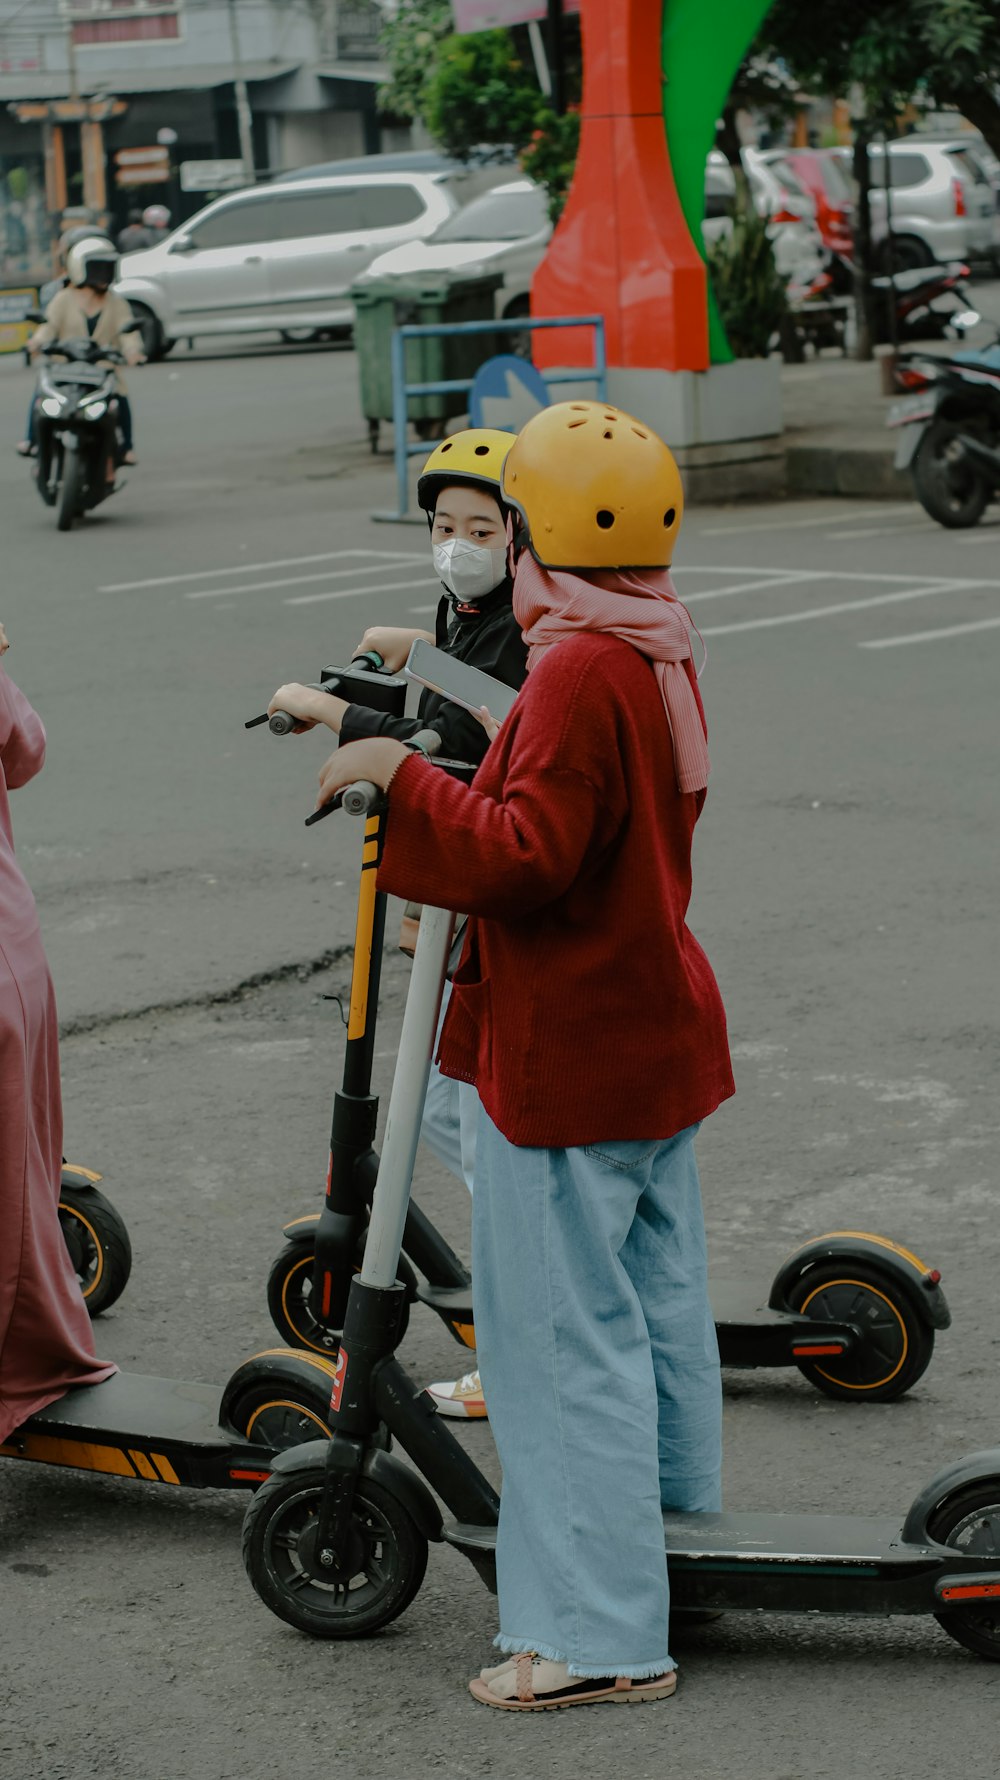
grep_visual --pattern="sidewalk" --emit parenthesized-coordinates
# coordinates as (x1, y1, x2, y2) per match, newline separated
(780, 355, 909, 499)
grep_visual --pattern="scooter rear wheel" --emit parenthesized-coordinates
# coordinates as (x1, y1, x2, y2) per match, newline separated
(267, 1237, 411, 1357)
(221, 1350, 336, 1450)
(58, 1183, 132, 1317)
(243, 1467, 427, 1638)
(785, 1260, 933, 1401)
(928, 1481, 1000, 1660)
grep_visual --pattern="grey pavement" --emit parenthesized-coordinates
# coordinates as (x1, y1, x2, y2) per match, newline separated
(1, 337, 999, 1779)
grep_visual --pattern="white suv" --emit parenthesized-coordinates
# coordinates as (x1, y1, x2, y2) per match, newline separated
(116, 173, 470, 358)
(831, 141, 996, 269)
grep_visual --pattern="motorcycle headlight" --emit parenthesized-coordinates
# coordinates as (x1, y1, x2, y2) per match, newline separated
(40, 395, 65, 417)
(83, 400, 108, 420)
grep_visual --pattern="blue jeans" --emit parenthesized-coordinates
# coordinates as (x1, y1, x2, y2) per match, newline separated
(472, 1111, 722, 1678)
(420, 980, 477, 1193)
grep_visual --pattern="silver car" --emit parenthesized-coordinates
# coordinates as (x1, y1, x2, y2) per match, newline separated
(831, 140, 996, 269)
(116, 172, 477, 358)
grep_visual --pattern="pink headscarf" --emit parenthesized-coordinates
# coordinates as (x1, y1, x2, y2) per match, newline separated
(512, 551, 710, 794)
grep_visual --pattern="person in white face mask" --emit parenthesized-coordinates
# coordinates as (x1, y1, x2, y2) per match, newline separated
(268, 428, 526, 769)
(267, 430, 528, 1422)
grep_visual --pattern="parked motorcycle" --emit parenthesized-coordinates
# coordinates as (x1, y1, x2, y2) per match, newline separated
(28, 320, 141, 532)
(887, 339, 1000, 527)
(869, 260, 981, 345)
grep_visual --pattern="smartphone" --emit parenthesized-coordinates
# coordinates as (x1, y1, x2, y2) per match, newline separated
(404, 638, 520, 724)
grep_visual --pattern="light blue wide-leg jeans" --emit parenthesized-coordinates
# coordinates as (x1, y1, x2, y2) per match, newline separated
(472, 1110, 722, 1679)
(420, 980, 478, 1194)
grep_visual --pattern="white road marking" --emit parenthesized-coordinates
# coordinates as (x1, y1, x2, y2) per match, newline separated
(957, 527, 1000, 544)
(696, 503, 915, 537)
(185, 561, 421, 601)
(832, 523, 940, 541)
(677, 564, 999, 587)
(860, 614, 1000, 648)
(410, 604, 438, 613)
(684, 572, 811, 602)
(285, 576, 443, 607)
(700, 580, 971, 636)
(100, 548, 425, 593)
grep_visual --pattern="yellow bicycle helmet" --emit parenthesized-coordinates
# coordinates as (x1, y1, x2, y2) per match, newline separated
(500, 401, 684, 570)
(416, 428, 515, 516)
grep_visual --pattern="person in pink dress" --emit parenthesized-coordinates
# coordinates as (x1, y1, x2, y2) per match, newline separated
(0, 625, 115, 1445)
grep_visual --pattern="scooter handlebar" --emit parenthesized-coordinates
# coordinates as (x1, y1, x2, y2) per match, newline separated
(304, 729, 442, 827)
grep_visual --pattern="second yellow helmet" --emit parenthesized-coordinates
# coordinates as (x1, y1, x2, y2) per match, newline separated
(416, 428, 515, 514)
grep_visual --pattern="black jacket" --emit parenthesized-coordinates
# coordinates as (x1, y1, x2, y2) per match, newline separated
(338, 579, 526, 767)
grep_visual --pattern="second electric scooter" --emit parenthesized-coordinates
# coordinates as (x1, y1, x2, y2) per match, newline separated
(255, 656, 951, 1405)
(242, 773, 1000, 1661)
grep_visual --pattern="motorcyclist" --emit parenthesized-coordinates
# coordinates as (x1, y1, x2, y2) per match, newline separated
(24, 237, 144, 466)
(117, 208, 154, 255)
(142, 204, 172, 243)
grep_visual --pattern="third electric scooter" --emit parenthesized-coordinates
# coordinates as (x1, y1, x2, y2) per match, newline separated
(241, 769, 1000, 1660)
(253, 656, 950, 1405)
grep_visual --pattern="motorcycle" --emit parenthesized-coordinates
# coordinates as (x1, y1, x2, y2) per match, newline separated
(28, 319, 141, 532)
(869, 260, 981, 345)
(887, 339, 1000, 528)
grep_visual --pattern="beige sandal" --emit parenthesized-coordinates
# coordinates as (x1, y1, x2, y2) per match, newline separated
(469, 1652, 677, 1711)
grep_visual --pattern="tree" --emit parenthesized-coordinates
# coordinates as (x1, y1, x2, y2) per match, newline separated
(916, 0, 1000, 163)
(378, 1, 582, 217)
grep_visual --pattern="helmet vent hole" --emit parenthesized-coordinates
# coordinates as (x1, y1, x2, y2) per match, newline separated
(664, 508, 676, 527)
(596, 510, 616, 530)
(569, 403, 588, 411)
(602, 430, 613, 440)
(440, 441, 453, 452)
(474, 444, 490, 455)
(632, 428, 648, 440)
(568, 419, 586, 428)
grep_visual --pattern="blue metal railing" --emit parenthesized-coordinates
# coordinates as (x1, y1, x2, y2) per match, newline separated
(374, 314, 607, 523)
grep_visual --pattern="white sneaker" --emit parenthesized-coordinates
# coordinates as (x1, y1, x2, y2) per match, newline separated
(424, 1367, 488, 1419)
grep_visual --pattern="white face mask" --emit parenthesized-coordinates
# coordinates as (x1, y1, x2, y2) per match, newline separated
(432, 537, 508, 605)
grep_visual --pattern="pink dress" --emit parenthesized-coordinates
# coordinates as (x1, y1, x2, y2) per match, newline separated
(0, 667, 115, 1443)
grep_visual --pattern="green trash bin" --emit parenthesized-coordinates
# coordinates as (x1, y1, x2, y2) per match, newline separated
(351, 271, 503, 453)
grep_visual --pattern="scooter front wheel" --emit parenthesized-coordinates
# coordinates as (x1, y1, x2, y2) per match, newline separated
(58, 1184, 132, 1316)
(267, 1237, 411, 1357)
(221, 1350, 336, 1450)
(243, 1467, 427, 1638)
(56, 445, 82, 531)
(785, 1260, 933, 1401)
(928, 1481, 1000, 1660)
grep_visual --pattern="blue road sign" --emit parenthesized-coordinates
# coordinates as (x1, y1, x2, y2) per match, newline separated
(469, 353, 550, 432)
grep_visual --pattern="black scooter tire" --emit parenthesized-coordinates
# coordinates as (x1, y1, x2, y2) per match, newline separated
(266, 1237, 411, 1358)
(928, 1480, 1000, 1659)
(220, 1349, 337, 1450)
(785, 1259, 934, 1401)
(243, 1466, 428, 1639)
(58, 1184, 133, 1317)
(912, 422, 991, 529)
(56, 445, 81, 531)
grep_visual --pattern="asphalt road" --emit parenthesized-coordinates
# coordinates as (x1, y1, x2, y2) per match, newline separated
(1, 341, 999, 1780)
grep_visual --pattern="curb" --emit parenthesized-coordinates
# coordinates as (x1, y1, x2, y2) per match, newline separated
(785, 441, 911, 500)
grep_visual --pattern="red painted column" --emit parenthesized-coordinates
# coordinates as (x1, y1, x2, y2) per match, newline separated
(531, 0, 709, 374)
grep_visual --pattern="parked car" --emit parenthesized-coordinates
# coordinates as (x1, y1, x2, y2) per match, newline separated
(351, 178, 551, 325)
(828, 140, 995, 270)
(756, 146, 854, 259)
(708, 151, 828, 291)
(115, 171, 495, 357)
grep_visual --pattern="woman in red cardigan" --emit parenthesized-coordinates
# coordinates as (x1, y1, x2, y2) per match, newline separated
(314, 402, 734, 1712)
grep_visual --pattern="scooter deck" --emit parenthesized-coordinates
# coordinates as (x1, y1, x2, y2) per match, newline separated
(442, 1508, 992, 1617)
(0, 1372, 268, 1490)
(417, 1278, 848, 1370)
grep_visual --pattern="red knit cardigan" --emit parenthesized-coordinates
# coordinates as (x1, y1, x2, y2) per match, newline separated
(378, 631, 734, 1148)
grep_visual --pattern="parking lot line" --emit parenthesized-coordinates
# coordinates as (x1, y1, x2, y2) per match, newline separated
(285, 577, 442, 607)
(700, 580, 970, 636)
(696, 504, 915, 538)
(860, 614, 1000, 648)
(100, 549, 425, 594)
(685, 573, 812, 603)
(185, 561, 419, 601)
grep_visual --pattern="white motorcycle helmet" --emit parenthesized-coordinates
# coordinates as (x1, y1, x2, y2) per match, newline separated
(65, 236, 119, 291)
(142, 204, 171, 231)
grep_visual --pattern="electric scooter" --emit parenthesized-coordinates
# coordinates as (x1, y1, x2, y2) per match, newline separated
(253, 657, 951, 1405)
(242, 778, 1000, 1660)
(60, 1161, 132, 1317)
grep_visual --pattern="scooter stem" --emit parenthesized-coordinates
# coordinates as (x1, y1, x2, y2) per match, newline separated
(358, 902, 456, 1291)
